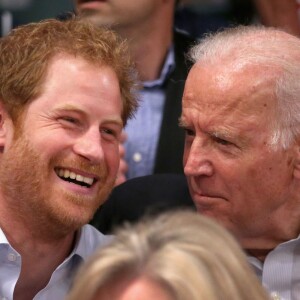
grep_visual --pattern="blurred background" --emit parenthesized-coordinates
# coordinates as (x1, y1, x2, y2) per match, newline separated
(0, 0, 256, 37)
(0, 0, 73, 36)
(0, 0, 299, 38)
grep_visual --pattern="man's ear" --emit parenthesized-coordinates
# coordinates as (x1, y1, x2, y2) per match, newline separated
(0, 102, 10, 153)
(293, 138, 300, 179)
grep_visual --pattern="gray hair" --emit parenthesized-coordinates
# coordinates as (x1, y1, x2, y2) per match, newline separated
(188, 26, 300, 149)
(66, 211, 268, 300)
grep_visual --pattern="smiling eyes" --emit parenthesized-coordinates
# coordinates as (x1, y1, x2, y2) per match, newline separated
(61, 116, 78, 124)
(59, 116, 121, 140)
(101, 128, 117, 137)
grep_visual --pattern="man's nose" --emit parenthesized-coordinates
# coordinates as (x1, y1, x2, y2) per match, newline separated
(73, 128, 104, 163)
(184, 139, 214, 177)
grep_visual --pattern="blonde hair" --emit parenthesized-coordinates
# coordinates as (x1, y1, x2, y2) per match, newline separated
(0, 17, 138, 125)
(67, 210, 268, 300)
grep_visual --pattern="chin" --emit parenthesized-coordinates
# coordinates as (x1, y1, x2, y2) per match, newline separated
(49, 206, 95, 237)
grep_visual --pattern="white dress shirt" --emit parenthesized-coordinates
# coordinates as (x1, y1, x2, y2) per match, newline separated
(0, 225, 111, 300)
(248, 235, 300, 300)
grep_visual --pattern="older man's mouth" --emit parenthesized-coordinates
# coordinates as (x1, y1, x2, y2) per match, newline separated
(78, 0, 107, 5)
(79, 0, 106, 3)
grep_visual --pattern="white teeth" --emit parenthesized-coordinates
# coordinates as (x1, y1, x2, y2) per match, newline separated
(83, 177, 93, 185)
(57, 168, 94, 186)
(76, 174, 83, 182)
(63, 170, 70, 178)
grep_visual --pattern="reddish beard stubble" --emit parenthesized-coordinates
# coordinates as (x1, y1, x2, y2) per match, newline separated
(0, 128, 114, 241)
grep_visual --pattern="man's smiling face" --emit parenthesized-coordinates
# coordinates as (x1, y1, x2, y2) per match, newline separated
(0, 54, 123, 236)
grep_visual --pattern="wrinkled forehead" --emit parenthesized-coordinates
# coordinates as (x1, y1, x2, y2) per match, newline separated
(181, 64, 276, 130)
(183, 61, 278, 118)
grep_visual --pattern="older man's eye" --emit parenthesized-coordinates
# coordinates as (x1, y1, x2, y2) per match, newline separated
(184, 128, 195, 136)
(214, 136, 232, 146)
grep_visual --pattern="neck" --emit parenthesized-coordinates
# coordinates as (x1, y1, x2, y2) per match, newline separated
(235, 193, 300, 261)
(241, 227, 300, 262)
(13, 231, 76, 300)
(246, 248, 273, 262)
(0, 198, 76, 300)
(115, 7, 174, 81)
(0, 194, 77, 299)
(0, 198, 76, 257)
(127, 31, 173, 81)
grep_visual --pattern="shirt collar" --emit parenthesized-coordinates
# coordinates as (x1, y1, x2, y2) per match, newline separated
(247, 233, 300, 266)
(143, 45, 175, 88)
(0, 227, 8, 244)
(70, 225, 113, 260)
(0, 224, 110, 262)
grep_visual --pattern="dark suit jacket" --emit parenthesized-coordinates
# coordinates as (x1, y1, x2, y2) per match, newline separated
(154, 30, 195, 174)
(91, 174, 195, 234)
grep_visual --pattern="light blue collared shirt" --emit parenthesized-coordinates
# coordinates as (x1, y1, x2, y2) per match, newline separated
(124, 46, 175, 179)
(248, 235, 300, 300)
(0, 225, 111, 300)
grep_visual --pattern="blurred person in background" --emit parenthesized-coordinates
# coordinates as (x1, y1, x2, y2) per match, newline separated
(254, 0, 300, 36)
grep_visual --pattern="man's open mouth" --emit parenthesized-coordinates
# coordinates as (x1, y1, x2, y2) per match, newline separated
(55, 168, 95, 188)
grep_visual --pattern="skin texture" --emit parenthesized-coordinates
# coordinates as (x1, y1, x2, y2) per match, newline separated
(181, 61, 300, 255)
(93, 277, 173, 300)
(75, 0, 175, 82)
(115, 131, 128, 186)
(0, 54, 122, 237)
(76, 0, 163, 30)
(0, 54, 123, 299)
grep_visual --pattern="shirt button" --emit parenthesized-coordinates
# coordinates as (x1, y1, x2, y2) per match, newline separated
(133, 152, 142, 163)
(270, 292, 281, 300)
(7, 253, 17, 262)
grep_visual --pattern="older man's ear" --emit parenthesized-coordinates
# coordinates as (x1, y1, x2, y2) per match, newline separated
(292, 139, 300, 179)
